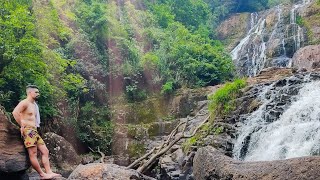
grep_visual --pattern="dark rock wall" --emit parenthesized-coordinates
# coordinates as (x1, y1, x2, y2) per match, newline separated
(0, 107, 30, 178)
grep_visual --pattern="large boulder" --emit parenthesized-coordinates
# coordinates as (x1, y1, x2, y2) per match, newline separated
(292, 45, 320, 71)
(193, 146, 320, 180)
(67, 163, 155, 180)
(43, 132, 81, 174)
(0, 107, 30, 175)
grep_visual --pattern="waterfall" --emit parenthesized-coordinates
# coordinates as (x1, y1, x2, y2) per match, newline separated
(231, 15, 267, 77)
(231, 13, 258, 61)
(250, 12, 258, 29)
(271, 6, 292, 68)
(290, 3, 305, 52)
(231, 0, 313, 77)
(233, 79, 320, 161)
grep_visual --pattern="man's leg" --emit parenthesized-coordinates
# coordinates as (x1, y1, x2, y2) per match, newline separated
(38, 144, 61, 177)
(27, 146, 51, 179)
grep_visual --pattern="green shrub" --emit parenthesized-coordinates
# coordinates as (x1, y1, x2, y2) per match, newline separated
(212, 125, 224, 135)
(161, 81, 175, 95)
(208, 79, 246, 117)
(125, 84, 147, 103)
(296, 15, 304, 26)
(127, 124, 147, 140)
(77, 102, 113, 154)
(182, 134, 201, 153)
(0, 91, 13, 105)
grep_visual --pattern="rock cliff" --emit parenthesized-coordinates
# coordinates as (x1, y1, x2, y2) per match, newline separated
(0, 107, 30, 178)
(217, 0, 320, 76)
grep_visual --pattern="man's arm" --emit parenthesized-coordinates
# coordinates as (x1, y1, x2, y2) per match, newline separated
(12, 100, 27, 126)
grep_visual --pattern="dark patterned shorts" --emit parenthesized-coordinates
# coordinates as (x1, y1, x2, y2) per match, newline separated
(22, 126, 45, 148)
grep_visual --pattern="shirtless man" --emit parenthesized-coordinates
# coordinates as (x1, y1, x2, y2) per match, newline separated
(12, 85, 61, 179)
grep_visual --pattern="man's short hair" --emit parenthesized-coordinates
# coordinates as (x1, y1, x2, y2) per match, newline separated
(26, 84, 39, 94)
(26, 84, 39, 89)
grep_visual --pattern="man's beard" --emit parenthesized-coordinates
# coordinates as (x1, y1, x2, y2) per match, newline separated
(34, 96, 40, 100)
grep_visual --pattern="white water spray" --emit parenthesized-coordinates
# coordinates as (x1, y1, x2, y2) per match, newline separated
(233, 80, 320, 161)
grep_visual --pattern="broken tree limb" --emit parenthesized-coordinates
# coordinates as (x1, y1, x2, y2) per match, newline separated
(127, 147, 156, 169)
(157, 121, 187, 153)
(127, 121, 187, 169)
(88, 146, 105, 163)
(127, 115, 210, 174)
(137, 122, 188, 174)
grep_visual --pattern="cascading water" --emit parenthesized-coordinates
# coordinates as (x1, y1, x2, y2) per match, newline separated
(233, 75, 320, 161)
(231, 13, 267, 77)
(231, 0, 312, 77)
(290, 2, 304, 52)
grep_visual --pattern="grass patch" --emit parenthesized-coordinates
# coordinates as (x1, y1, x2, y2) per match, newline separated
(208, 79, 246, 119)
(182, 79, 246, 153)
(182, 133, 202, 153)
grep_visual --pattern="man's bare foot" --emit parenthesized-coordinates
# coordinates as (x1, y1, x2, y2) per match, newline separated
(48, 172, 62, 177)
(39, 173, 54, 179)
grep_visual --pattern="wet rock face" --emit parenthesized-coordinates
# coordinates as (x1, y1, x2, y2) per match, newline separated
(292, 44, 320, 71)
(216, 13, 250, 51)
(231, 5, 292, 77)
(0, 108, 30, 173)
(232, 72, 320, 160)
(299, 1, 320, 43)
(194, 146, 320, 180)
(217, 1, 319, 77)
(201, 70, 297, 158)
(171, 88, 209, 118)
(68, 163, 155, 180)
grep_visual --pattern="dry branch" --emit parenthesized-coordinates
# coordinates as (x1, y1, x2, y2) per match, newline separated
(137, 122, 188, 173)
(127, 147, 156, 169)
(127, 115, 210, 174)
(89, 146, 105, 163)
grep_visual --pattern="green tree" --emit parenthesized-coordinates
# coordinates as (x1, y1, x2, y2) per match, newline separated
(75, 0, 108, 57)
(151, 4, 175, 28)
(77, 102, 113, 153)
(147, 0, 209, 29)
(0, 0, 56, 118)
(150, 22, 234, 88)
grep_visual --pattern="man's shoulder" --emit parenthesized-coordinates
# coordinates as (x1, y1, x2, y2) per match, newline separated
(19, 99, 30, 105)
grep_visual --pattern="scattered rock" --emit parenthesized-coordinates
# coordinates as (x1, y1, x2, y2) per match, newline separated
(43, 132, 81, 175)
(28, 172, 67, 180)
(67, 163, 155, 180)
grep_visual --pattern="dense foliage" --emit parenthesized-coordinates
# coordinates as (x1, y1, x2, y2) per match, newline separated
(77, 102, 113, 153)
(147, 22, 234, 88)
(0, 0, 56, 118)
(74, 0, 108, 62)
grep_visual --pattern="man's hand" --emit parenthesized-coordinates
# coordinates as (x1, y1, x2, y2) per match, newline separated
(20, 126, 24, 136)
